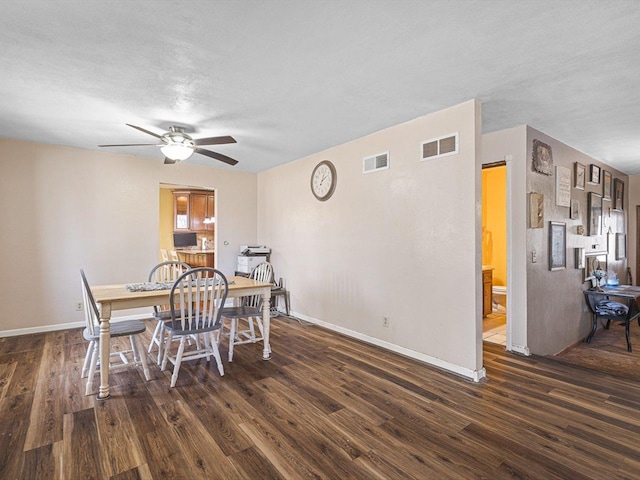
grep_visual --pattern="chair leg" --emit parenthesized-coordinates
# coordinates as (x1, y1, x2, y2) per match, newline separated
(85, 340, 99, 396)
(209, 331, 224, 377)
(170, 337, 187, 388)
(161, 332, 173, 371)
(229, 318, 237, 362)
(82, 341, 95, 378)
(156, 323, 165, 366)
(254, 316, 264, 339)
(248, 318, 256, 341)
(132, 335, 151, 381)
(148, 320, 162, 353)
(626, 321, 632, 352)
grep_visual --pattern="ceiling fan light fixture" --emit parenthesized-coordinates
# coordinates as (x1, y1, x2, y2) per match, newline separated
(160, 143, 195, 161)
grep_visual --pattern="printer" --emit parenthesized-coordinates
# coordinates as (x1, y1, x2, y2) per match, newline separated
(240, 245, 271, 255)
(237, 245, 270, 274)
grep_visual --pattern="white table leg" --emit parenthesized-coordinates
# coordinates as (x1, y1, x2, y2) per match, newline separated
(261, 290, 271, 360)
(98, 303, 112, 399)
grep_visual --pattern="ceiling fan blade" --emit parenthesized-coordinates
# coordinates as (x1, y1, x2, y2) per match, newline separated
(126, 123, 163, 139)
(194, 148, 239, 166)
(164, 157, 177, 165)
(98, 143, 161, 147)
(193, 135, 237, 146)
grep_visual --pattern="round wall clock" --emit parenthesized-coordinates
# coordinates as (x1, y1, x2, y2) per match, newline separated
(310, 160, 337, 201)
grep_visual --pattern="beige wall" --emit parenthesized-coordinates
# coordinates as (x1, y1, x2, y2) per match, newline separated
(257, 100, 484, 377)
(0, 138, 257, 332)
(525, 127, 629, 355)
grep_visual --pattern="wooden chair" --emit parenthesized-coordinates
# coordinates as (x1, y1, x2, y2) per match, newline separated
(170, 250, 180, 262)
(221, 262, 273, 361)
(147, 260, 191, 364)
(160, 249, 169, 262)
(80, 269, 150, 396)
(161, 268, 228, 388)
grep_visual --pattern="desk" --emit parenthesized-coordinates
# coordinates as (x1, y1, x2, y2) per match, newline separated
(583, 285, 640, 352)
(91, 275, 272, 399)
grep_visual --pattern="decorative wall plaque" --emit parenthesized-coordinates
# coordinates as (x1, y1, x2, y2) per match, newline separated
(532, 139, 553, 175)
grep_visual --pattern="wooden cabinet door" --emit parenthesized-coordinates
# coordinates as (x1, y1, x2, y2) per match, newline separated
(206, 195, 215, 231)
(174, 193, 190, 231)
(189, 193, 207, 232)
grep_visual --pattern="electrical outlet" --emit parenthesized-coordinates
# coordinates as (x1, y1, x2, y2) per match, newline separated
(76, 301, 83, 311)
(532, 250, 537, 263)
(383, 316, 389, 328)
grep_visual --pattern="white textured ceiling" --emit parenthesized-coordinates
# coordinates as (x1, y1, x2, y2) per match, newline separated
(1, 1, 639, 173)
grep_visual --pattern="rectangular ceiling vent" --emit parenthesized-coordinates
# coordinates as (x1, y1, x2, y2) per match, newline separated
(363, 151, 390, 174)
(421, 132, 459, 161)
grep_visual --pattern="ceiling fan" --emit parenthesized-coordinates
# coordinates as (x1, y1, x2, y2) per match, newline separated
(99, 124, 239, 165)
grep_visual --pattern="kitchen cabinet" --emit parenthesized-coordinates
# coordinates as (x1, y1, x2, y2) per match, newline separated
(173, 193, 190, 230)
(173, 190, 215, 232)
(176, 250, 215, 268)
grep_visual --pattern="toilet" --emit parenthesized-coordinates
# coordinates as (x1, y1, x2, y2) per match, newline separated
(492, 285, 507, 313)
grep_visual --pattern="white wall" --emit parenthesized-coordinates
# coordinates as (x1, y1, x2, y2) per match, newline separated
(0, 138, 257, 333)
(257, 100, 484, 379)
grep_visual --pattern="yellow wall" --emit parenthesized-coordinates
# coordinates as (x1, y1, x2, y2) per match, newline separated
(482, 166, 507, 286)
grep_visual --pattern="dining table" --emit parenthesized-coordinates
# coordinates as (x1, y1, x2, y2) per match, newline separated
(91, 275, 273, 399)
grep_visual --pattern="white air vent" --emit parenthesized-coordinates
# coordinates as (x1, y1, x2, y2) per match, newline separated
(421, 133, 459, 161)
(363, 151, 390, 174)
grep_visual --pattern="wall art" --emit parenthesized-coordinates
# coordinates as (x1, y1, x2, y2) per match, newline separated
(529, 192, 544, 228)
(574, 162, 585, 190)
(588, 192, 602, 236)
(589, 164, 600, 184)
(602, 170, 612, 200)
(570, 199, 580, 220)
(575, 247, 585, 269)
(532, 139, 553, 175)
(616, 232, 626, 259)
(613, 178, 624, 211)
(555, 165, 571, 207)
(584, 252, 607, 282)
(549, 221, 566, 271)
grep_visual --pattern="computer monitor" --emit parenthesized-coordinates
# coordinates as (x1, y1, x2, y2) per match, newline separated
(173, 232, 197, 248)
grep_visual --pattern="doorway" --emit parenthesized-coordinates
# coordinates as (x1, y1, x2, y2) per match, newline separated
(482, 162, 507, 346)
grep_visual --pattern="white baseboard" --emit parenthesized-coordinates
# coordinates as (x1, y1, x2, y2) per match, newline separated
(291, 311, 486, 383)
(0, 313, 152, 338)
(509, 344, 531, 356)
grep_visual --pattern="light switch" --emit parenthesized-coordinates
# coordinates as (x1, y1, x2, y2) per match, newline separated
(532, 250, 537, 263)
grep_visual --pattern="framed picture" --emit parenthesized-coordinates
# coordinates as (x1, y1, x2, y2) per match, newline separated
(549, 222, 566, 271)
(613, 178, 624, 211)
(574, 162, 586, 190)
(584, 252, 607, 282)
(587, 192, 602, 236)
(589, 164, 600, 184)
(529, 192, 544, 228)
(602, 170, 612, 200)
(532, 139, 553, 175)
(616, 233, 627, 259)
(575, 248, 585, 269)
(570, 199, 580, 220)
(555, 166, 571, 207)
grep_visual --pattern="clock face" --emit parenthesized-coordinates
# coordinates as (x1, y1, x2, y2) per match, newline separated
(311, 160, 336, 201)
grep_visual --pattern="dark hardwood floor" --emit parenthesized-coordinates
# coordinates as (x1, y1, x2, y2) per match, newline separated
(2, 316, 640, 479)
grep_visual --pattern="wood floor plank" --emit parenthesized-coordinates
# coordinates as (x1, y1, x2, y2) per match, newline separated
(62, 408, 109, 480)
(3, 319, 640, 478)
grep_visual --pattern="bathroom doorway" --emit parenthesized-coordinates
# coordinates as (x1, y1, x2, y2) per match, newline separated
(482, 162, 507, 345)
